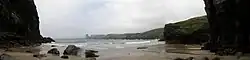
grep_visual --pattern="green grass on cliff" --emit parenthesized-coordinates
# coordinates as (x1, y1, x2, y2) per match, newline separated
(172, 16, 208, 34)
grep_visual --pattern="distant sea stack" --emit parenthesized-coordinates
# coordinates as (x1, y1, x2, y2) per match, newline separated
(0, 0, 54, 48)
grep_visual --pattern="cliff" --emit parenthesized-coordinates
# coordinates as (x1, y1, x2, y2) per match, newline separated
(87, 28, 164, 39)
(0, 0, 54, 48)
(163, 16, 209, 44)
(202, 0, 250, 54)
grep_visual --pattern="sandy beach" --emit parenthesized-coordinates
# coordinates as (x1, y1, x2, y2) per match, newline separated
(1, 44, 250, 60)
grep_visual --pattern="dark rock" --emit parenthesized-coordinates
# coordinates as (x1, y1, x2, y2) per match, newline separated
(0, 53, 15, 60)
(86, 50, 98, 53)
(202, 57, 209, 60)
(85, 50, 99, 58)
(0, 0, 55, 48)
(85, 58, 97, 60)
(25, 50, 33, 53)
(185, 57, 194, 60)
(174, 58, 184, 60)
(47, 48, 60, 56)
(63, 45, 80, 55)
(51, 45, 57, 47)
(203, 0, 250, 54)
(212, 57, 220, 60)
(41, 37, 55, 43)
(137, 47, 148, 49)
(60, 55, 69, 59)
(33, 53, 46, 58)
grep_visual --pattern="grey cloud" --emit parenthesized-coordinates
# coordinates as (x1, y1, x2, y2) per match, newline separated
(35, 0, 206, 38)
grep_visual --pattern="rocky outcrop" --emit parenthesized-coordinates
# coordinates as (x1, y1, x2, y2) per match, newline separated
(203, 0, 250, 54)
(0, 0, 54, 48)
(163, 16, 209, 44)
(47, 48, 60, 56)
(63, 45, 80, 55)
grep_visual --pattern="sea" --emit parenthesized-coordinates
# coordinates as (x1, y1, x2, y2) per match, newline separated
(43, 39, 165, 50)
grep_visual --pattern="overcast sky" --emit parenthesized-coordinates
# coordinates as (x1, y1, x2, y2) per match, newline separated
(34, 0, 206, 38)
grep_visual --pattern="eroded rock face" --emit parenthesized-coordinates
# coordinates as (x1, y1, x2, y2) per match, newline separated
(0, 0, 54, 48)
(203, 0, 250, 54)
(63, 45, 81, 55)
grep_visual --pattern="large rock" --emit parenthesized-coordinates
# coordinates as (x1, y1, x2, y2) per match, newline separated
(0, 53, 15, 60)
(47, 48, 60, 56)
(85, 50, 99, 58)
(60, 55, 69, 59)
(63, 45, 81, 55)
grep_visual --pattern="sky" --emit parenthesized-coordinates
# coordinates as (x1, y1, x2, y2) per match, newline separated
(34, 0, 206, 38)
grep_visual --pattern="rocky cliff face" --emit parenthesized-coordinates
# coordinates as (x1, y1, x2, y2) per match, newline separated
(163, 16, 209, 44)
(203, 0, 250, 54)
(0, 0, 54, 48)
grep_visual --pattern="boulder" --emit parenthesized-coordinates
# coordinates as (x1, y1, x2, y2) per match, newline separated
(60, 55, 69, 59)
(33, 53, 47, 58)
(185, 57, 194, 60)
(85, 58, 97, 60)
(85, 50, 98, 53)
(47, 48, 60, 56)
(85, 50, 99, 58)
(137, 47, 148, 49)
(51, 45, 57, 47)
(202, 57, 209, 60)
(212, 57, 220, 60)
(63, 45, 80, 55)
(174, 58, 184, 60)
(0, 53, 15, 60)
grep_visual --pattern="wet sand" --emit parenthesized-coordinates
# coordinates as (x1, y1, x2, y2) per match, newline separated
(1, 44, 250, 60)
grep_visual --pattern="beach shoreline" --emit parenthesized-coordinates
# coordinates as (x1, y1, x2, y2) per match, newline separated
(1, 44, 250, 60)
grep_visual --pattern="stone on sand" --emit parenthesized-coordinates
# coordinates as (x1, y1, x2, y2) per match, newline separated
(174, 57, 184, 60)
(0, 53, 15, 60)
(47, 48, 60, 56)
(60, 55, 69, 59)
(63, 45, 80, 55)
(33, 53, 47, 58)
(51, 45, 58, 47)
(137, 47, 148, 49)
(212, 57, 220, 60)
(85, 50, 99, 58)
